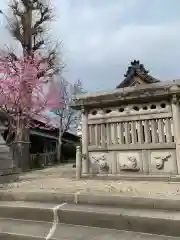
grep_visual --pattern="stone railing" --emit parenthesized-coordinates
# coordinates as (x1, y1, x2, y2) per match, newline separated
(76, 146, 82, 179)
(30, 152, 56, 169)
(88, 117, 174, 149)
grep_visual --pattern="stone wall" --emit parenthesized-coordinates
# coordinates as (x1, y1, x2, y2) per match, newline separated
(0, 124, 18, 183)
(86, 100, 178, 176)
(73, 82, 180, 177)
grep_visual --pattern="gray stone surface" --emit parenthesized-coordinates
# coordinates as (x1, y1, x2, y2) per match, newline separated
(0, 219, 179, 240)
(3, 165, 180, 198)
(0, 219, 51, 239)
(0, 200, 180, 236)
(54, 224, 179, 240)
(72, 76, 180, 178)
(0, 125, 18, 184)
(2, 191, 180, 211)
(0, 201, 55, 222)
(57, 203, 180, 236)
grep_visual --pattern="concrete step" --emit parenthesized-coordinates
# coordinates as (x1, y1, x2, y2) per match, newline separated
(0, 218, 179, 240)
(0, 201, 180, 236)
(92, 174, 177, 182)
(0, 174, 19, 184)
(0, 218, 51, 240)
(88, 174, 180, 182)
(0, 201, 57, 222)
(2, 191, 180, 211)
(58, 203, 180, 237)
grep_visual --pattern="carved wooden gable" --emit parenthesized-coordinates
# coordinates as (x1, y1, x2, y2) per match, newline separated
(116, 60, 160, 89)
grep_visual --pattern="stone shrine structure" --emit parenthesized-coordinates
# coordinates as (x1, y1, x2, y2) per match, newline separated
(0, 111, 18, 183)
(72, 60, 180, 179)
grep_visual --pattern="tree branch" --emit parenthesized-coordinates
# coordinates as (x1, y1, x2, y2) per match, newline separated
(6, 0, 64, 78)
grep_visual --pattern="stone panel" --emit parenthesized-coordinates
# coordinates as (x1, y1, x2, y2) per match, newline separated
(0, 158, 14, 171)
(89, 152, 110, 174)
(0, 127, 18, 182)
(150, 150, 177, 174)
(88, 101, 170, 120)
(116, 151, 142, 173)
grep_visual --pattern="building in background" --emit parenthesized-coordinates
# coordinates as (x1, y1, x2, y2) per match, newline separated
(29, 76, 80, 167)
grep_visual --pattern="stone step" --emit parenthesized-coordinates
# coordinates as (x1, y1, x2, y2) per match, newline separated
(0, 201, 56, 222)
(0, 201, 180, 236)
(0, 174, 18, 184)
(92, 174, 180, 182)
(0, 218, 179, 240)
(58, 203, 180, 237)
(1, 191, 180, 211)
(0, 218, 51, 240)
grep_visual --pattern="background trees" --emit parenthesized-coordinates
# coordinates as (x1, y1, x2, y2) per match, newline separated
(0, 0, 63, 170)
(0, 53, 62, 169)
(54, 78, 83, 162)
(0, 0, 83, 169)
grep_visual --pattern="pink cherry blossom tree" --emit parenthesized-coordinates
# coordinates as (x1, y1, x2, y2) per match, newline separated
(0, 53, 62, 169)
(0, 0, 64, 171)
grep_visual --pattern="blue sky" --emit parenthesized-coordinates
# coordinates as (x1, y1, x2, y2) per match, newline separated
(1, 0, 180, 91)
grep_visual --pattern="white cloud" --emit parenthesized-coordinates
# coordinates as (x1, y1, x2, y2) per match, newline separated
(50, 0, 180, 90)
(1, 0, 180, 91)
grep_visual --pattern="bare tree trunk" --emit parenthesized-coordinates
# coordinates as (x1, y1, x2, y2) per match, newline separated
(11, 113, 29, 172)
(14, 115, 23, 171)
(19, 8, 32, 171)
(23, 8, 32, 56)
(56, 112, 64, 164)
(57, 129, 62, 163)
(21, 127, 30, 171)
(8, 6, 33, 172)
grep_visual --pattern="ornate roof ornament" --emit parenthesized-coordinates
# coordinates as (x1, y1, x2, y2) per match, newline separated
(116, 60, 160, 88)
(124, 60, 149, 77)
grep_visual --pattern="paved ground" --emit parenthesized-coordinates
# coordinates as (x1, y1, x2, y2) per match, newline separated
(0, 164, 180, 198)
